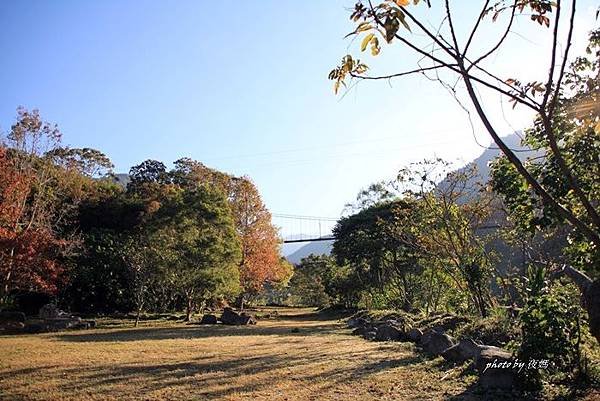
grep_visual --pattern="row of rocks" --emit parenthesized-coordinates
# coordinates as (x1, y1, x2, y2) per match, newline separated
(199, 307, 257, 326)
(348, 314, 515, 388)
(0, 305, 96, 335)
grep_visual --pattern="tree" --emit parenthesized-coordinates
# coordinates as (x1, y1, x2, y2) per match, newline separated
(151, 185, 242, 320)
(333, 199, 423, 311)
(0, 108, 106, 304)
(289, 255, 333, 307)
(171, 159, 286, 308)
(230, 178, 287, 308)
(330, 0, 600, 342)
(396, 160, 496, 317)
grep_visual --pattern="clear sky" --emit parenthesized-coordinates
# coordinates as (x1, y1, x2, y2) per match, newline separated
(1, 1, 597, 223)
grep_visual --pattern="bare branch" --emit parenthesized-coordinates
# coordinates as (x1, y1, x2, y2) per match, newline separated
(464, 1, 491, 55)
(350, 64, 454, 80)
(467, 0, 517, 72)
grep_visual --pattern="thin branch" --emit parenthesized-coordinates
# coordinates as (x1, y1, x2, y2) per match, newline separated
(467, 0, 517, 72)
(464, 0, 491, 55)
(542, 0, 562, 109)
(350, 64, 453, 80)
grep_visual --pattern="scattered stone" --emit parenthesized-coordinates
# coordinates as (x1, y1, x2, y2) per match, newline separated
(475, 347, 515, 388)
(406, 327, 423, 343)
(375, 323, 404, 341)
(442, 338, 482, 363)
(199, 314, 218, 325)
(422, 330, 456, 355)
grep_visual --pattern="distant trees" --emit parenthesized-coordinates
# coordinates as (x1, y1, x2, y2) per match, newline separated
(0, 108, 287, 318)
(333, 200, 422, 311)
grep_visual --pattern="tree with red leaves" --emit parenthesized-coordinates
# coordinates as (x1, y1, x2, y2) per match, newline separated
(230, 178, 292, 308)
(0, 108, 109, 304)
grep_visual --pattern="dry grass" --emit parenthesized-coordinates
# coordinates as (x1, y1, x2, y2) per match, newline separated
(0, 307, 597, 401)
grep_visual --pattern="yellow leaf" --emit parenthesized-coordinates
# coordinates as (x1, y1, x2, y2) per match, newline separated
(395, 0, 410, 6)
(361, 33, 375, 52)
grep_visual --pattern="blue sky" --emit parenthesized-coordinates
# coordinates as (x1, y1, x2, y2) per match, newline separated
(1, 0, 598, 227)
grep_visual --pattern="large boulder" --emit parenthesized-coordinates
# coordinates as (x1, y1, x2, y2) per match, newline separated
(220, 307, 239, 325)
(363, 330, 377, 341)
(0, 311, 26, 323)
(38, 304, 64, 319)
(237, 314, 257, 325)
(475, 347, 516, 388)
(347, 317, 368, 328)
(442, 338, 482, 363)
(0, 321, 25, 333)
(406, 328, 423, 343)
(375, 323, 404, 342)
(351, 326, 370, 336)
(220, 308, 256, 325)
(199, 314, 218, 325)
(422, 330, 456, 355)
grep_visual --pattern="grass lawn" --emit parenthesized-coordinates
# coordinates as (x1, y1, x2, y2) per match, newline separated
(0, 307, 597, 401)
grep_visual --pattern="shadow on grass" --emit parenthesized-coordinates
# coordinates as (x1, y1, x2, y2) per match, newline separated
(0, 344, 424, 400)
(53, 320, 345, 343)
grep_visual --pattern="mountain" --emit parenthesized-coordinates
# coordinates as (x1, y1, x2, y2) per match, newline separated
(281, 134, 531, 265)
(113, 173, 130, 188)
(284, 240, 334, 265)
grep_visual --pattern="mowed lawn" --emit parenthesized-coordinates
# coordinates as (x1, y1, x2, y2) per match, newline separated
(0, 308, 596, 401)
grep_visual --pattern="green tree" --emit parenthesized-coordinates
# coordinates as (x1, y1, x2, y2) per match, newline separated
(333, 199, 423, 311)
(151, 185, 242, 321)
(289, 255, 332, 307)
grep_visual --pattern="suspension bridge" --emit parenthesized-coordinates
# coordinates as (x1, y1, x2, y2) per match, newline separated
(272, 213, 338, 243)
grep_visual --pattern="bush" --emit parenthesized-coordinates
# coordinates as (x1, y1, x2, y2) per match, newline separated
(518, 284, 580, 388)
(455, 310, 519, 347)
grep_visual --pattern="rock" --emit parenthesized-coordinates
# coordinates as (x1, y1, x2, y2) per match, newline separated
(352, 326, 370, 336)
(375, 323, 404, 341)
(0, 311, 26, 323)
(199, 314, 218, 324)
(422, 330, 456, 355)
(347, 317, 367, 328)
(44, 317, 81, 331)
(220, 308, 256, 325)
(363, 330, 377, 341)
(220, 307, 239, 325)
(237, 314, 257, 325)
(0, 321, 25, 333)
(475, 347, 515, 388)
(38, 304, 63, 319)
(23, 322, 47, 333)
(406, 328, 423, 343)
(85, 320, 97, 329)
(442, 338, 482, 363)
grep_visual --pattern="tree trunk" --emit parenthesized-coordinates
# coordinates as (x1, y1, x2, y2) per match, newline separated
(553, 265, 599, 344)
(135, 305, 142, 328)
(186, 297, 194, 322)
